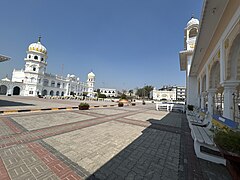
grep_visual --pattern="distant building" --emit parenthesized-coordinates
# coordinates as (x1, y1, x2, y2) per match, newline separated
(150, 86, 186, 101)
(99, 88, 117, 97)
(0, 38, 95, 97)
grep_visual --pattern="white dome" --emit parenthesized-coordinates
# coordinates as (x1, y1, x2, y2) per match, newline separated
(88, 72, 95, 77)
(1, 77, 10, 81)
(28, 37, 47, 55)
(187, 17, 199, 27)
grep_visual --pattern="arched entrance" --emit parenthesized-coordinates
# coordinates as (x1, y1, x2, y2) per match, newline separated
(13, 86, 20, 95)
(50, 90, 54, 96)
(56, 91, 59, 96)
(0, 85, 7, 95)
(61, 91, 64, 96)
(42, 90, 47, 96)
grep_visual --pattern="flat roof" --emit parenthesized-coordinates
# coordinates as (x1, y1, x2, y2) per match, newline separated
(0, 54, 11, 62)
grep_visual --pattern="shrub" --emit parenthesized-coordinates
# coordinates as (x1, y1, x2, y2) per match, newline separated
(214, 130, 240, 155)
(120, 94, 127, 100)
(98, 94, 107, 98)
(78, 103, 90, 110)
(118, 102, 124, 107)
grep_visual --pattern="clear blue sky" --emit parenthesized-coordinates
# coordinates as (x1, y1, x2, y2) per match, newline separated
(0, 0, 202, 90)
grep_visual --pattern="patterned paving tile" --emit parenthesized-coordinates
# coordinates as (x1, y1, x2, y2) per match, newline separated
(44, 121, 146, 174)
(11, 112, 95, 131)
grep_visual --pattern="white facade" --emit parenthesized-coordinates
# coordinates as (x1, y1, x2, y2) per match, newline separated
(150, 86, 186, 101)
(179, 0, 240, 121)
(0, 38, 95, 97)
(99, 88, 117, 97)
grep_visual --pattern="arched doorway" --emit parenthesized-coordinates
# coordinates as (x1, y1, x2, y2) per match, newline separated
(0, 85, 7, 95)
(42, 90, 47, 96)
(13, 86, 20, 95)
(56, 91, 59, 96)
(50, 90, 54, 96)
(61, 91, 64, 96)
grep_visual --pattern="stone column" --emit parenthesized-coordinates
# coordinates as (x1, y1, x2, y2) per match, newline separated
(198, 95, 201, 108)
(201, 92, 206, 110)
(222, 82, 238, 120)
(208, 89, 216, 115)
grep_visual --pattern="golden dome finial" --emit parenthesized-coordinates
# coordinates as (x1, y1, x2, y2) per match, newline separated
(38, 36, 41, 43)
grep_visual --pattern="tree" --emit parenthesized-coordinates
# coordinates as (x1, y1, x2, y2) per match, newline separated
(128, 89, 133, 96)
(135, 85, 154, 99)
(98, 94, 107, 98)
(120, 93, 127, 100)
(143, 85, 154, 98)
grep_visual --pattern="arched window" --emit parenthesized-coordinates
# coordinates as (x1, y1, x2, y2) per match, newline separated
(57, 82, 61, 88)
(33, 67, 36, 71)
(30, 77, 35, 83)
(189, 28, 198, 38)
(28, 55, 31, 58)
(43, 79, 49, 86)
(41, 57, 44, 61)
(34, 56, 38, 60)
(42, 89, 47, 96)
(51, 81, 55, 87)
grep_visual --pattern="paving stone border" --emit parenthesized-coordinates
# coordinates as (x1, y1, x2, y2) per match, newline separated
(0, 104, 118, 115)
(39, 140, 91, 178)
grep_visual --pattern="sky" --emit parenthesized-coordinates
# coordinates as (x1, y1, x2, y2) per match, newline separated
(0, 0, 202, 90)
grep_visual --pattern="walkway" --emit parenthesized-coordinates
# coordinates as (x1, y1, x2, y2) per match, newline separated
(0, 103, 231, 179)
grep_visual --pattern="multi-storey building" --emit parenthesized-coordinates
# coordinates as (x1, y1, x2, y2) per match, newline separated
(99, 88, 117, 97)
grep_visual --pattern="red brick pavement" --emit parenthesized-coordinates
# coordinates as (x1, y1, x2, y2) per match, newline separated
(28, 142, 82, 180)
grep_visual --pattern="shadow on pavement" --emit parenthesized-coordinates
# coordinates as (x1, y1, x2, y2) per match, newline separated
(0, 99, 34, 107)
(87, 112, 182, 180)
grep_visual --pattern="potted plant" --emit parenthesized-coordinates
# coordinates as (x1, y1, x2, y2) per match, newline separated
(142, 100, 145, 105)
(118, 102, 124, 107)
(214, 130, 240, 179)
(78, 102, 90, 110)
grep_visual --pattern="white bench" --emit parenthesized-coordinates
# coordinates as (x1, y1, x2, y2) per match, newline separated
(191, 125, 226, 165)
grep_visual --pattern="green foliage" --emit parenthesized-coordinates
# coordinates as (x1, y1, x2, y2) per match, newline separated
(135, 85, 154, 98)
(98, 93, 107, 98)
(118, 102, 124, 107)
(82, 92, 88, 96)
(120, 93, 127, 100)
(79, 102, 90, 108)
(128, 89, 133, 96)
(214, 130, 240, 155)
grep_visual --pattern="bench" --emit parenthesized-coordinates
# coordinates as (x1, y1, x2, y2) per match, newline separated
(191, 125, 226, 165)
(156, 103, 185, 113)
(191, 114, 239, 165)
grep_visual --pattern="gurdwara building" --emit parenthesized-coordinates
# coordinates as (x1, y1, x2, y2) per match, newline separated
(0, 38, 95, 98)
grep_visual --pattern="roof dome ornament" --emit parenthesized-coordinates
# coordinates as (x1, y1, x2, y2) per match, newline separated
(88, 71, 95, 78)
(187, 14, 199, 27)
(28, 36, 47, 55)
(38, 36, 41, 43)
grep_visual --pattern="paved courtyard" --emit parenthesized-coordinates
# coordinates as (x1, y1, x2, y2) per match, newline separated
(0, 99, 231, 179)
